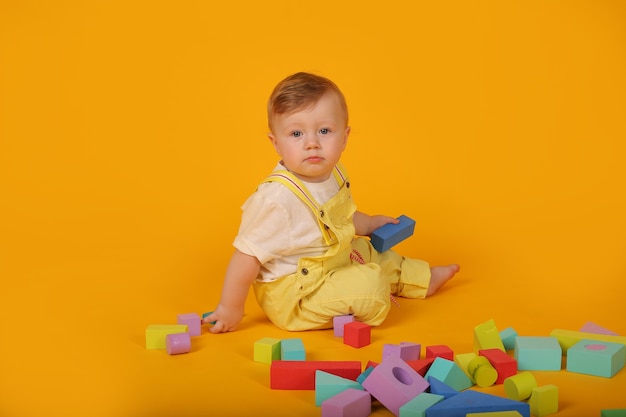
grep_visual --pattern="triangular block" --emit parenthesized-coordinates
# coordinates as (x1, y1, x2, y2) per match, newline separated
(427, 376, 458, 399)
(315, 370, 363, 406)
(424, 357, 473, 391)
(425, 390, 530, 417)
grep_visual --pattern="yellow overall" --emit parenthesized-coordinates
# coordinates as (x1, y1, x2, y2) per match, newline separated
(252, 164, 431, 331)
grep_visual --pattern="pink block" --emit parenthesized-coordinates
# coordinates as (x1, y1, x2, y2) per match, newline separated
(383, 342, 421, 361)
(166, 332, 191, 355)
(580, 321, 619, 336)
(333, 315, 355, 337)
(177, 313, 201, 336)
(321, 388, 371, 417)
(361, 356, 429, 416)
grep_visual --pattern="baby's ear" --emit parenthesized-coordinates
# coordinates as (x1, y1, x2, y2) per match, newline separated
(268, 133, 281, 155)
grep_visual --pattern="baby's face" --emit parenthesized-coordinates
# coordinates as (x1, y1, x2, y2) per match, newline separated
(268, 92, 350, 183)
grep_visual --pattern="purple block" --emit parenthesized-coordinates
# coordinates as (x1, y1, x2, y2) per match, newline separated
(166, 332, 191, 355)
(177, 313, 201, 336)
(580, 321, 619, 336)
(321, 388, 371, 417)
(333, 315, 355, 337)
(382, 342, 421, 362)
(361, 356, 429, 416)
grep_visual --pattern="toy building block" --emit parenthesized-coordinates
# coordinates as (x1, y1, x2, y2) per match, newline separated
(399, 392, 444, 417)
(166, 332, 191, 355)
(361, 356, 429, 416)
(580, 321, 619, 336)
(344, 321, 371, 348)
(315, 370, 364, 406)
(145, 324, 188, 350)
(500, 327, 519, 351)
(253, 337, 281, 364)
(357, 365, 375, 384)
(466, 412, 523, 417)
(529, 384, 558, 417)
(566, 339, 625, 377)
(467, 356, 497, 388)
(425, 345, 454, 361)
(427, 376, 459, 399)
(270, 360, 361, 390)
(602, 410, 626, 417)
(201, 311, 216, 325)
(503, 371, 537, 401)
(321, 388, 371, 417)
(177, 313, 201, 336)
(383, 342, 421, 362)
(424, 357, 473, 391)
(281, 338, 306, 360)
(454, 352, 477, 383)
(333, 314, 355, 337)
(370, 215, 415, 252)
(406, 357, 435, 376)
(549, 329, 626, 353)
(425, 390, 530, 417)
(514, 336, 562, 371)
(474, 319, 505, 353)
(479, 348, 517, 384)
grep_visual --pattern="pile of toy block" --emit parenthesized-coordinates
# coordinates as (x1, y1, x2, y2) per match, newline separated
(254, 318, 625, 417)
(144, 312, 212, 355)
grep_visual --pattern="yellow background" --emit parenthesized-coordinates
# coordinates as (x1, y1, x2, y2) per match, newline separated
(1, 1, 625, 416)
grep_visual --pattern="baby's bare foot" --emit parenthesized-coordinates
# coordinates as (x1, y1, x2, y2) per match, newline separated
(427, 264, 460, 296)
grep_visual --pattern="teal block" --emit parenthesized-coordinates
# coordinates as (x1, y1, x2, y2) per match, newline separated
(514, 337, 562, 371)
(357, 365, 375, 384)
(567, 339, 625, 377)
(425, 390, 530, 417)
(315, 370, 363, 406)
(424, 357, 473, 391)
(602, 410, 626, 417)
(500, 327, 518, 351)
(281, 338, 306, 360)
(399, 392, 445, 417)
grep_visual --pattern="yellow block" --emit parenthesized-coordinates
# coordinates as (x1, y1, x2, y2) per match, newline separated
(530, 384, 559, 417)
(504, 371, 537, 401)
(454, 352, 477, 383)
(253, 337, 282, 364)
(474, 319, 505, 353)
(145, 325, 188, 350)
(467, 412, 523, 417)
(550, 329, 626, 353)
(468, 356, 498, 387)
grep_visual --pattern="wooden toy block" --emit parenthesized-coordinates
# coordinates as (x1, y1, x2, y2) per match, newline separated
(270, 360, 361, 390)
(602, 410, 626, 417)
(315, 370, 364, 406)
(166, 332, 191, 355)
(177, 313, 201, 336)
(424, 357, 473, 391)
(406, 357, 435, 376)
(201, 311, 216, 325)
(383, 342, 421, 361)
(549, 329, 626, 353)
(425, 390, 530, 417)
(467, 356, 497, 387)
(370, 215, 415, 252)
(580, 321, 618, 336)
(566, 339, 625, 377)
(321, 388, 371, 417)
(466, 412, 523, 417)
(529, 384, 558, 417)
(499, 327, 518, 351)
(474, 319, 505, 353)
(253, 337, 281, 364)
(399, 392, 444, 417)
(281, 338, 306, 360)
(425, 345, 453, 361)
(454, 352, 477, 383)
(479, 348, 517, 384)
(503, 371, 537, 401)
(514, 336, 562, 371)
(343, 321, 371, 348)
(333, 314, 355, 337)
(361, 355, 429, 416)
(427, 376, 459, 399)
(145, 324, 188, 350)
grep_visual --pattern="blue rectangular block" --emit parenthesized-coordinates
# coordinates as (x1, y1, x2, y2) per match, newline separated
(370, 215, 415, 252)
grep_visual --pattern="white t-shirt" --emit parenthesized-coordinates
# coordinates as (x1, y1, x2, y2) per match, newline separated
(233, 164, 341, 282)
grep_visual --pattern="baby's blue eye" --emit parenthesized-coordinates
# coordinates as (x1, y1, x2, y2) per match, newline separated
(292, 131, 302, 138)
(319, 128, 330, 134)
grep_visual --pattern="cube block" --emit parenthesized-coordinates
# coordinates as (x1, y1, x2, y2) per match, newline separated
(253, 337, 281, 364)
(566, 339, 625, 377)
(529, 384, 559, 417)
(383, 342, 421, 361)
(344, 322, 371, 348)
(425, 345, 454, 361)
(333, 315, 355, 337)
(177, 313, 201, 336)
(500, 327, 519, 350)
(281, 338, 306, 360)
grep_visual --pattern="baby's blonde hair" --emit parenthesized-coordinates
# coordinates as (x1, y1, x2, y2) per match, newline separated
(267, 72, 349, 131)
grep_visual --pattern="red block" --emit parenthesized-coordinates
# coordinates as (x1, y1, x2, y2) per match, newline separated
(343, 322, 371, 348)
(270, 360, 362, 390)
(426, 345, 454, 361)
(406, 357, 435, 376)
(479, 348, 518, 384)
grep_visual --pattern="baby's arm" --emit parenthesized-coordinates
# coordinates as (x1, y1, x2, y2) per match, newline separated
(204, 249, 261, 333)
(353, 211, 399, 236)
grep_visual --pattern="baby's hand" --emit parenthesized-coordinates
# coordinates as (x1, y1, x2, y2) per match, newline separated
(369, 215, 399, 233)
(203, 304, 243, 334)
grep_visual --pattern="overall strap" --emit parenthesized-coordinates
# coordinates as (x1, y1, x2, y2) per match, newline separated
(261, 164, 349, 246)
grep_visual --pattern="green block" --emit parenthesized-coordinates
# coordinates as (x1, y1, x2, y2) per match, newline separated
(602, 410, 626, 417)
(315, 370, 363, 406)
(567, 339, 625, 377)
(425, 357, 473, 391)
(253, 337, 281, 364)
(399, 392, 445, 417)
